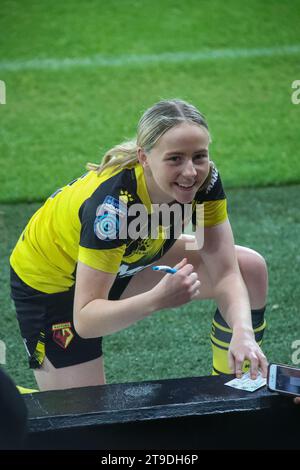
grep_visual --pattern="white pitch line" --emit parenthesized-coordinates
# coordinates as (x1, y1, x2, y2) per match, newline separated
(0, 44, 299, 72)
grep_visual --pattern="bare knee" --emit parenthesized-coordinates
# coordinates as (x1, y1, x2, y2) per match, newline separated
(237, 247, 268, 309)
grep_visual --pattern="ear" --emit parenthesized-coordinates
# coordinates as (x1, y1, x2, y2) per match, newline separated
(137, 147, 149, 168)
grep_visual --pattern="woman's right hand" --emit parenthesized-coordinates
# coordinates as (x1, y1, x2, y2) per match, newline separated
(150, 258, 201, 310)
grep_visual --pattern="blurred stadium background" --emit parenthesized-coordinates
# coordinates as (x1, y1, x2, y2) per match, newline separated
(0, 0, 299, 388)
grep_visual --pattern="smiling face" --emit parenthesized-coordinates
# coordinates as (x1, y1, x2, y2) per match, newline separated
(138, 122, 211, 204)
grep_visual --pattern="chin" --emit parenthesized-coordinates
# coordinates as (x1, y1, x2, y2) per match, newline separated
(172, 193, 194, 204)
(172, 187, 197, 204)
(179, 195, 194, 204)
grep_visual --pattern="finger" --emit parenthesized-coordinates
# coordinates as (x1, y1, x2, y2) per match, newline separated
(249, 355, 259, 379)
(188, 272, 199, 283)
(294, 397, 300, 405)
(189, 279, 201, 293)
(191, 281, 201, 298)
(228, 351, 235, 375)
(235, 357, 244, 378)
(173, 258, 187, 270)
(180, 263, 194, 275)
(258, 354, 268, 378)
(191, 289, 200, 298)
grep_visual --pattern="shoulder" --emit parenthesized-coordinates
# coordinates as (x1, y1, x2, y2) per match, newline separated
(194, 162, 226, 203)
(79, 165, 141, 246)
(80, 166, 137, 220)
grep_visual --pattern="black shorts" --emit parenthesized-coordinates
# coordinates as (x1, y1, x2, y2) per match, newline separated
(10, 267, 132, 369)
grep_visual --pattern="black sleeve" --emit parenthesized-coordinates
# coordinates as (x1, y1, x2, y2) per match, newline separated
(79, 180, 129, 251)
(194, 164, 226, 203)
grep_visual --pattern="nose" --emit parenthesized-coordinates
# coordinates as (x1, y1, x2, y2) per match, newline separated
(182, 160, 197, 178)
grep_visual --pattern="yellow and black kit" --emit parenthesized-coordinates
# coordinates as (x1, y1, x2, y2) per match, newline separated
(10, 162, 227, 369)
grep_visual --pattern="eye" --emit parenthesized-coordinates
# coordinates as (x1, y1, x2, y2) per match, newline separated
(167, 156, 181, 162)
(193, 154, 207, 162)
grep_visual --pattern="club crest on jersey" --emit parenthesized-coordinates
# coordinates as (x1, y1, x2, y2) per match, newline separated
(94, 195, 127, 240)
(52, 322, 74, 349)
(119, 189, 134, 203)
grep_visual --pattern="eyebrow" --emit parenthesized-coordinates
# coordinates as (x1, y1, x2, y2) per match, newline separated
(165, 149, 208, 156)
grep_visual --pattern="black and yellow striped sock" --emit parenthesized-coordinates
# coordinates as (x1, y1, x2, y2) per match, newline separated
(210, 306, 266, 375)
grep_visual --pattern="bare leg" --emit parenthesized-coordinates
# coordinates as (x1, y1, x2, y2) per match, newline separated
(121, 236, 268, 310)
(34, 236, 267, 391)
(33, 356, 106, 391)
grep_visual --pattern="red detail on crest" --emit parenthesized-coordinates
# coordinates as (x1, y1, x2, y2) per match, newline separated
(52, 327, 74, 349)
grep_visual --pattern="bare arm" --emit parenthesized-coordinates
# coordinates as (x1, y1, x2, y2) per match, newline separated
(74, 259, 200, 339)
(199, 219, 268, 378)
(74, 262, 156, 339)
(200, 219, 252, 332)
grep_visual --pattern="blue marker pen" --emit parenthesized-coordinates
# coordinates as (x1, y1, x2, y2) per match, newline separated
(152, 265, 178, 274)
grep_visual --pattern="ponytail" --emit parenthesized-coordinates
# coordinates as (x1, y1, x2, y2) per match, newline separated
(87, 139, 138, 175)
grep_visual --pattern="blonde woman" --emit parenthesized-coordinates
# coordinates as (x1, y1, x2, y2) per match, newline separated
(10, 99, 268, 391)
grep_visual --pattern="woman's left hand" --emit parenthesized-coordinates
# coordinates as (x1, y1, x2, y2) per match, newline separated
(228, 329, 268, 379)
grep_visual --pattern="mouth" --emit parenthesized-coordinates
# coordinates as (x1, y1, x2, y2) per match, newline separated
(174, 182, 196, 192)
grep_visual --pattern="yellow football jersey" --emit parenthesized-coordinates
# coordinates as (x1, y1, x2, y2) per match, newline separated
(10, 162, 227, 294)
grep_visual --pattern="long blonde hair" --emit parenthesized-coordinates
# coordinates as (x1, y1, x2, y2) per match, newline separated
(87, 98, 214, 189)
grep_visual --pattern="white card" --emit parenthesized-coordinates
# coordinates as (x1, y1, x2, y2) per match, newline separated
(225, 371, 267, 392)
